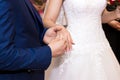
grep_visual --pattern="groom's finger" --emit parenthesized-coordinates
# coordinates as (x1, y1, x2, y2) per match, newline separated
(53, 26, 62, 32)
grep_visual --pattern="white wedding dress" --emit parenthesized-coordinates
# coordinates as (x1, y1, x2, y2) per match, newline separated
(45, 0, 120, 80)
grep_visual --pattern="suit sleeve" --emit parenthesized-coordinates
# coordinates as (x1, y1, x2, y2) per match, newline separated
(0, 0, 52, 71)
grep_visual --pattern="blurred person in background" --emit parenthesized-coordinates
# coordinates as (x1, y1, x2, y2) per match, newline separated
(102, 0, 120, 64)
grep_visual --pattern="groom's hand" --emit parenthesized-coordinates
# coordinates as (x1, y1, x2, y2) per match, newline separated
(55, 25, 74, 52)
(43, 26, 62, 44)
(48, 34, 67, 57)
(43, 25, 74, 52)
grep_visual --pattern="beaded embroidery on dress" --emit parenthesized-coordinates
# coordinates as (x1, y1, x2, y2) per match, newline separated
(46, 0, 120, 80)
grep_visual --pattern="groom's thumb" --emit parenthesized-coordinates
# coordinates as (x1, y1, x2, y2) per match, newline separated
(54, 26, 63, 32)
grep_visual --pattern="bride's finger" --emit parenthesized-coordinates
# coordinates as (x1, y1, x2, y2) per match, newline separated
(63, 31, 71, 51)
(56, 31, 64, 40)
(64, 30, 74, 51)
(68, 31, 74, 44)
(57, 30, 71, 51)
(67, 34, 72, 51)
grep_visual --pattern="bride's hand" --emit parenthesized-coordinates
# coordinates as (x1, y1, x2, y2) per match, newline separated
(55, 25, 74, 52)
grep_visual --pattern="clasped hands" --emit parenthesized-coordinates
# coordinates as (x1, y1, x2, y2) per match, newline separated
(43, 25, 74, 57)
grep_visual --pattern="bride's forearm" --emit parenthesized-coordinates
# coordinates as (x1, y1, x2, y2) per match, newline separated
(43, 19, 57, 28)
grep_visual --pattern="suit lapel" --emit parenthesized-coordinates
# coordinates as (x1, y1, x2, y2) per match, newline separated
(24, 0, 45, 42)
(24, 0, 44, 28)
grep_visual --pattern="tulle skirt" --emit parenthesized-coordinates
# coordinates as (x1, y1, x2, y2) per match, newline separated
(45, 42, 120, 80)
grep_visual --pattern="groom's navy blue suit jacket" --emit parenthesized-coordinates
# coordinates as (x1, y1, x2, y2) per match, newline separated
(0, 0, 51, 80)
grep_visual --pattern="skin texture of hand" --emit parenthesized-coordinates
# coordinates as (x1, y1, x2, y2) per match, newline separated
(54, 25, 74, 52)
(43, 26, 62, 44)
(48, 35, 67, 57)
(108, 20, 120, 31)
(43, 25, 74, 52)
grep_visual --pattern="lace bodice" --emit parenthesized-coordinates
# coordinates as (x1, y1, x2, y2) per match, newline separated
(63, 0, 107, 45)
(63, 0, 106, 24)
